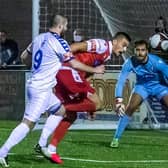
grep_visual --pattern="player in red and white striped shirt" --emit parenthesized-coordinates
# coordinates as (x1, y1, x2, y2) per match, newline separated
(40, 32, 131, 164)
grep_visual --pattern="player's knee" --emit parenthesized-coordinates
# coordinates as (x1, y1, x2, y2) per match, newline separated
(64, 112, 77, 123)
(54, 105, 66, 116)
(125, 105, 136, 116)
(22, 118, 35, 129)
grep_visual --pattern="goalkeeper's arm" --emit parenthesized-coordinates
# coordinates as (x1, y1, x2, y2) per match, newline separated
(114, 59, 132, 116)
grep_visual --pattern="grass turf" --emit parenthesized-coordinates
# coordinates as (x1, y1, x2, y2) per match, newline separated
(0, 120, 168, 168)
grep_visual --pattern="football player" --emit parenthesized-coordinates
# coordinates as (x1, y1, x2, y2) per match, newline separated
(110, 40, 168, 148)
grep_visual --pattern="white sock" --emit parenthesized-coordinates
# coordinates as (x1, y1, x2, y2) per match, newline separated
(0, 123, 30, 157)
(38, 115, 63, 147)
(48, 144, 57, 153)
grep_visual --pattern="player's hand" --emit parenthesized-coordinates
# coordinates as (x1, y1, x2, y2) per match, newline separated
(94, 64, 105, 74)
(115, 98, 125, 117)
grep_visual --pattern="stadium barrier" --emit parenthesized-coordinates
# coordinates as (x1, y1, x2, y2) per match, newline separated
(0, 66, 28, 120)
(0, 67, 166, 130)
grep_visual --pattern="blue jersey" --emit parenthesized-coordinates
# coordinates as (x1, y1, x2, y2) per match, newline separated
(115, 54, 168, 98)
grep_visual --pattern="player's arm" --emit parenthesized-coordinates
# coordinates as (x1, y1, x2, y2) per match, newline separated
(20, 43, 32, 68)
(64, 40, 105, 74)
(70, 41, 87, 53)
(115, 59, 132, 116)
(70, 39, 107, 54)
(156, 58, 168, 78)
(69, 58, 105, 74)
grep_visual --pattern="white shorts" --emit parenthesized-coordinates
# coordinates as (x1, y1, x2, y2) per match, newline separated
(23, 85, 61, 122)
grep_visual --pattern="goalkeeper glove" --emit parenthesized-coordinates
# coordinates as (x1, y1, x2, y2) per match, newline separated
(115, 97, 125, 117)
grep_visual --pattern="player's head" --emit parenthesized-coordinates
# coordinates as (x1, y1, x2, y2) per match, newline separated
(134, 40, 149, 63)
(0, 30, 7, 43)
(49, 14, 68, 35)
(73, 29, 84, 42)
(112, 32, 131, 56)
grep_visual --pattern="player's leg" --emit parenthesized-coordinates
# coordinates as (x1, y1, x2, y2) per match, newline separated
(37, 92, 65, 150)
(0, 117, 32, 167)
(40, 69, 100, 163)
(65, 97, 96, 112)
(35, 93, 66, 164)
(110, 93, 142, 147)
(48, 92, 101, 148)
(111, 85, 147, 148)
(155, 84, 168, 108)
(48, 94, 100, 152)
(0, 87, 50, 167)
(161, 95, 168, 107)
(49, 111, 77, 149)
(42, 95, 99, 163)
(40, 110, 77, 164)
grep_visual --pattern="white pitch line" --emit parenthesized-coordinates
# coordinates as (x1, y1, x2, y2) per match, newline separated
(61, 157, 168, 163)
(8, 153, 168, 164)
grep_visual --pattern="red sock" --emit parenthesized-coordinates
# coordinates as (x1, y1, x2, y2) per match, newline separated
(65, 99, 96, 112)
(50, 112, 77, 146)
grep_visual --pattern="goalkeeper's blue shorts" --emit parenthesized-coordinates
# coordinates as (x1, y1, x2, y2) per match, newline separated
(132, 84, 168, 100)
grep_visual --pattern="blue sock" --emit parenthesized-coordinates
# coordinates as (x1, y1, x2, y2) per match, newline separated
(113, 114, 131, 140)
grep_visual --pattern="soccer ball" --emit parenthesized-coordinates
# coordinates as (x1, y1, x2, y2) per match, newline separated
(149, 32, 168, 51)
(161, 40, 168, 51)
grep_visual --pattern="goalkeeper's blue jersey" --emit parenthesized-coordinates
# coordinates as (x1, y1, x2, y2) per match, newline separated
(115, 53, 168, 98)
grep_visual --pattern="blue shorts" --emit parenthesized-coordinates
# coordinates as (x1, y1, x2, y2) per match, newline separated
(132, 84, 168, 100)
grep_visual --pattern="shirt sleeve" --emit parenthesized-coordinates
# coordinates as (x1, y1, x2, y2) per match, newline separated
(50, 37, 75, 62)
(115, 58, 132, 98)
(156, 58, 168, 78)
(86, 39, 108, 54)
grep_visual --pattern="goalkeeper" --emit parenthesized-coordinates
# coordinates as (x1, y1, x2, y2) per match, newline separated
(111, 39, 168, 148)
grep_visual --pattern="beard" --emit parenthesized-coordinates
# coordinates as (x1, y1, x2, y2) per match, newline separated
(135, 55, 147, 63)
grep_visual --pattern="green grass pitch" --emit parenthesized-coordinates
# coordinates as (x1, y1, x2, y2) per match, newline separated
(0, 120, 168, 168)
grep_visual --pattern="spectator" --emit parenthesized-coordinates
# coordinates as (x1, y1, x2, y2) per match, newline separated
(72, 28, 84, 42)
(0, 30, 19, 68)
(155, 16, 167, 34)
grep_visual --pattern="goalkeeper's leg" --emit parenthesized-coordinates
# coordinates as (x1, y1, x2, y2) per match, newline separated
(110, 93, 142, 148)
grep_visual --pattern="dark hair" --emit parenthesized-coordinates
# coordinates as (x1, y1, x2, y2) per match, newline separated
(113, 32, 131, 42)
(134, 40, 149, 50)
(0, 30, 7, 34)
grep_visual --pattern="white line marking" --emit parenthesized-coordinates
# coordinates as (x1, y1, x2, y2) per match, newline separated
(9, 153, 168, 164)
(61, 157, 168, 163)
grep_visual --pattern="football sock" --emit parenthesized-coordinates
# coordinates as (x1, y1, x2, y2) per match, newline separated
(38, 115, 63, 147)
(65, 99, 96, 112)
(50, 113, 76, 146)
(0, 123, 30, 157)
(113, 114, 131, 139)
(48, 144, 57, 153)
